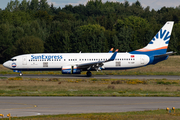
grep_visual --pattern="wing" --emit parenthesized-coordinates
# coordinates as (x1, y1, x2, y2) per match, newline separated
(77, 49, 118, 71)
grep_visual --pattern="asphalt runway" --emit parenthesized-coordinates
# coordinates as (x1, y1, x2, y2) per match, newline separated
(0, 74, 180, 80)
(0, 97, 180, 117)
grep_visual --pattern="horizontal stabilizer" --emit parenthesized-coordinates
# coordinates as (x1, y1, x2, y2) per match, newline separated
(154, 51, 176, 58)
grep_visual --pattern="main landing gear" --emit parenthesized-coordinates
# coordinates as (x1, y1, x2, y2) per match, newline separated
(86, 71, 92, 77)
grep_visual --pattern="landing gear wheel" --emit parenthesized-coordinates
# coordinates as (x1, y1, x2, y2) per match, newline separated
(86, 71, 92, 77)
(19, 73, 23, 76)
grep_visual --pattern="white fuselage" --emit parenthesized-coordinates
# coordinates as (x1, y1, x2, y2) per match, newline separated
(3, 53, 150, 71)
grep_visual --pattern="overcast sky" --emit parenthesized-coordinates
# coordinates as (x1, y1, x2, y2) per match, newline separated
(0, 0, 180, 10)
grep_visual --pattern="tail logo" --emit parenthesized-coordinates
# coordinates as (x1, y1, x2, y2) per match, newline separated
(131, 21, 174, 54)
(149, 29, 170, 45)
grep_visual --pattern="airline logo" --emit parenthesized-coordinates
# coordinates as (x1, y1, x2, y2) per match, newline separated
(12, 63, 16, 68)
(135, 22, 174, 53)
(31, 55, 63, 60)
(149, 29, 170, 45)
(137, 29, 171, 52)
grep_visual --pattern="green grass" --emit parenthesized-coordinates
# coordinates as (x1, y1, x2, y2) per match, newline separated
(2, 109, 180, 120)
(0, 78, 180, 97)
(0, 77, 7, 79)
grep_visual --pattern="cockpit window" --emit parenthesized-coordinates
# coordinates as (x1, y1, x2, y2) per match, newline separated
(11, 59, 17, 61)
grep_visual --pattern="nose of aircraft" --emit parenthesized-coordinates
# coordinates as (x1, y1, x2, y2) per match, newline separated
(3, 61, 9, 68)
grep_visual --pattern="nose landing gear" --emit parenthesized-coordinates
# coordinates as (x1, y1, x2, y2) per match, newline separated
(13, 70, 23, 76)
(19, 72, 23, 76)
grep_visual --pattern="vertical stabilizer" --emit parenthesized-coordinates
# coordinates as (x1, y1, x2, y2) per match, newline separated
(130, 21, 174, 55)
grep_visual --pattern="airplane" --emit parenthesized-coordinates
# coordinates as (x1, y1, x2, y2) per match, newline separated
(3, 21, 175, 77)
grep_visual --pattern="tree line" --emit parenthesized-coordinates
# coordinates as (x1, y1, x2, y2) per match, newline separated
(1, 0, 180, 63)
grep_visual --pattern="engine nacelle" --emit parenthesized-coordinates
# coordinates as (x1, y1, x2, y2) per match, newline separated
(61, 66, 81, 74)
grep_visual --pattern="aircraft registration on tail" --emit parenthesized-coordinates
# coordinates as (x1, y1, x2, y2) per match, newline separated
(3, 21, 175, 76)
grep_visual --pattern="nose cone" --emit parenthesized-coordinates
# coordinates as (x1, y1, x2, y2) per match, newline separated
(3, 61, 10, 68)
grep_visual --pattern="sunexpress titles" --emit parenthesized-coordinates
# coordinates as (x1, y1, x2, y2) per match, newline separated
(31, 55, 63, 60)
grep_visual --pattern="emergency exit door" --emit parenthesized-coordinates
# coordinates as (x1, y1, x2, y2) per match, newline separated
(140, 56, 145, 64)
(22, 56, 27, 65)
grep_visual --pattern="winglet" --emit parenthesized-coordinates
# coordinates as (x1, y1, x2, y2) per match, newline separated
(109, 48, 114, 53)
(108, 49, 118, 61)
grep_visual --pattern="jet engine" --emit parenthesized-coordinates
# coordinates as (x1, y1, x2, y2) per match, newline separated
(61, 66, 81, 74)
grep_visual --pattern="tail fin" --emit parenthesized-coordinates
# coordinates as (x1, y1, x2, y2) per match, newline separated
(130, 21, 174, 55)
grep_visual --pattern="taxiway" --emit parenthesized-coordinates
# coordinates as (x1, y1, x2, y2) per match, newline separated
(0, 97, 180, 117)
